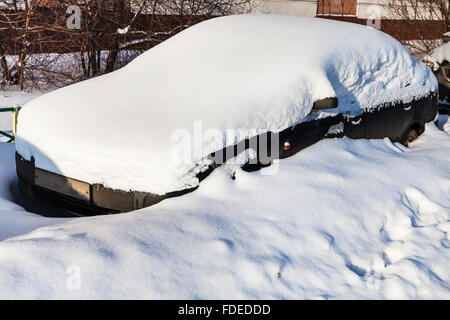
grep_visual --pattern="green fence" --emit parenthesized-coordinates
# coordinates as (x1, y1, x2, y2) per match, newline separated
(0, 107, 21, 143)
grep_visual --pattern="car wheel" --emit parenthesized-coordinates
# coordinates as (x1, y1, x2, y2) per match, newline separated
(400, 127, 419, 147)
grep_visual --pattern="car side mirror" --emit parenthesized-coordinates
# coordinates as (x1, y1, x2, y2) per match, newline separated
(312, 97, 338, 111)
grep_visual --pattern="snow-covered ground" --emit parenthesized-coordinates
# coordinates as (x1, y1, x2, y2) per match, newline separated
(0, 90, 449, 298)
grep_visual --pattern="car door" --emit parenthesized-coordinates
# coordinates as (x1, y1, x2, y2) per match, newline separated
(365, 102, 413, 141)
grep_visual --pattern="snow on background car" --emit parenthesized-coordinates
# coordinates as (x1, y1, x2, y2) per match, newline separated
(0, 88, 449, 298)
(15, 15, 437, 195)
(426, 41, 450, 70)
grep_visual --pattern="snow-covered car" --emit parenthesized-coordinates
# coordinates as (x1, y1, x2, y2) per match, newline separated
(425, 42, 450, 114)
(15, 15, 438, 215)
(434, 63, 450, 114)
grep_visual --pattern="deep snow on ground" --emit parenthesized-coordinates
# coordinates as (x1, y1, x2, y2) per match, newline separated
(0, 115, 449, 299)
(16, 15, 437, 195)
(437, 114, 450, 133)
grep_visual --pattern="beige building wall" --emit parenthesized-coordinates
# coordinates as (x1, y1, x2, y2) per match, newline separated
(253, 0, 318, 17)
(357, 1, 386, 19)
(358, 0, 440, 20)
(254, 1, 439, 20)
(254, 0, 383, 18)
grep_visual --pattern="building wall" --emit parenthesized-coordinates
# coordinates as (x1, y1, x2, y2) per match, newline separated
(356, 0, 385, 19)
(255, 0, 445, 40)
(356, 0, 437, 20)
(256, 0, 439, 19)
(254, 0, 318, 17)
(255, 0, 361, 17)
(317, 0, 357, 16)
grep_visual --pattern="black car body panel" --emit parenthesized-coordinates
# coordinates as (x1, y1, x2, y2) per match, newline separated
(16, 93, 438, 216)
(434, 64, 450, 114)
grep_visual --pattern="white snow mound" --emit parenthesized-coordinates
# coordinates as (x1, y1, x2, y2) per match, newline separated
(427, 42, 450, 70)
(16, 15, 437, 194)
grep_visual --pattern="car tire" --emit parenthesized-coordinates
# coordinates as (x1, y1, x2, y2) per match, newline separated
(400, 127, 419, 147)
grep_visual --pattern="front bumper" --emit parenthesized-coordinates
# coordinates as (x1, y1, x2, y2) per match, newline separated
(15, 152, 185, 215)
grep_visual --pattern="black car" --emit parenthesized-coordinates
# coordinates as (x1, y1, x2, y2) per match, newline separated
(14, 15, 439, 215)
(433, 61, 450, 114)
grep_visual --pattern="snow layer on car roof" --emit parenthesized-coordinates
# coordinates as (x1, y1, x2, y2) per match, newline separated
(16, 15, 437, 195)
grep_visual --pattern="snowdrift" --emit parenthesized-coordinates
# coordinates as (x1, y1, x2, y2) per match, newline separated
(1, 119, 450, 298)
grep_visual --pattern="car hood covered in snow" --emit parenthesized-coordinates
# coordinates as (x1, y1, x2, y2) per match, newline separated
(16, 14, 437, 195)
